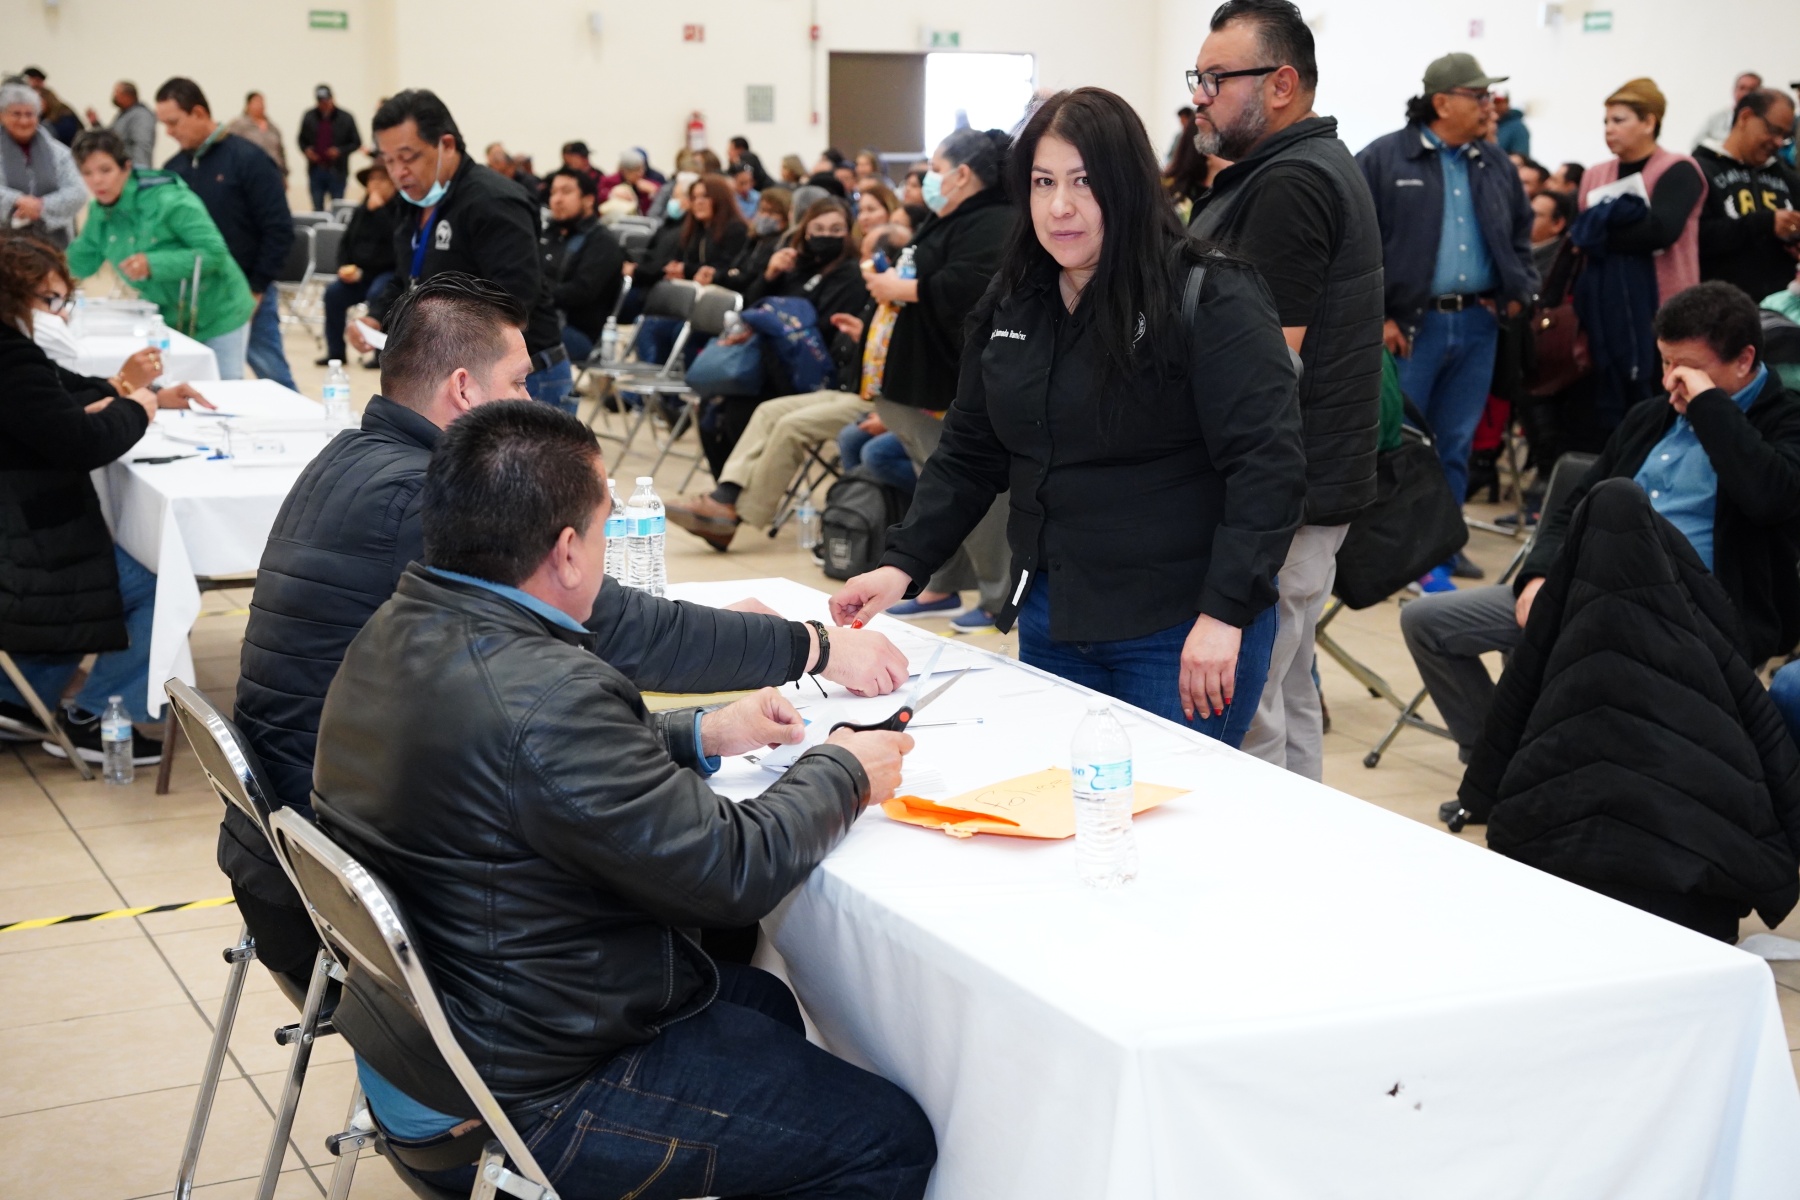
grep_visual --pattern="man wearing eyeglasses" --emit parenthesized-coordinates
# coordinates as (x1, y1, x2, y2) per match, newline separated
(1185, 0, 1384, 782)
(1356, 53, 1537, 570)
(1695, 88, 1800, 303)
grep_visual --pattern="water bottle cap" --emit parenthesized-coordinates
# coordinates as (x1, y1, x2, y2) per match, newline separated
(636, 476, 654, 485)
(328, 359, 342, 367)
(108, 694, 123, 703)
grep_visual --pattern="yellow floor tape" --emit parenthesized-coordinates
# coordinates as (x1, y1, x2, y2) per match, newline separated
(0, 896, 235, 934)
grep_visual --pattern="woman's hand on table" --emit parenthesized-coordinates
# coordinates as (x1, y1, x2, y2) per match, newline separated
(700, 688, 806, 757)
(1179, 613, 1242, 722)
(830, 566, 912, 628)
(119, 253, 151, 282)
(155, 383, 215, 410)
(825, 728, 913, 804)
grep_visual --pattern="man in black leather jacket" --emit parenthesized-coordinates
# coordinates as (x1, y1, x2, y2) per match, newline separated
(313, 400, 934, 1200)
(226, 274, 910, 986)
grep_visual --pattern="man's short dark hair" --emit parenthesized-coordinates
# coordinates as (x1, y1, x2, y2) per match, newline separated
(807, 171, 847, 198)
(1654, 281, 1764, 365)
(422, 401, 607, 587)
(245, 90, 262, 105)
(1517, 155, 1549, 182)
(372, 88, 465, 153)
(1209, 0, 1319, 93)
(72, 128, 130, 167)
(561, 140, 590, 158)
(22, 68, 45, 83)
(548, 167, 597, 198)
(380, 273, 526, 410)
(731, 135, 751, 152)
(1536, 188, 1576, 229)
(1734, 87, 1796, 125)
(154, 77, 209, 115)
(117, 81, 138, 103)
(1559, 161, 1585, 187)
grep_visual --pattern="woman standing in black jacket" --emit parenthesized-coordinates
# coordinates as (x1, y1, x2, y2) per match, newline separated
(832, 89, 1306, 743)
(0, 234, 165, 763)
(869, 125, 1016, 629)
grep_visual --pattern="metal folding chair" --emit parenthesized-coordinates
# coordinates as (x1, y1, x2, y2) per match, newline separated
(767, 439, 841, 538)
(593, 280, 699, 458)
(163, 679, 356, 1200)
(638, 284, 744, 489)
(275, 225, 317, 333)
(270, 807, 561, 1200)
(0, 651, 91, 778)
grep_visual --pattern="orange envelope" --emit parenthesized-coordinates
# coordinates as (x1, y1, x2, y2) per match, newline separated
(881, 768, 1188, 840)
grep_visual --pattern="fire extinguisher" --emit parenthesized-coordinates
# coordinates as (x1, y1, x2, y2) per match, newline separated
(686, 111, 708, 154)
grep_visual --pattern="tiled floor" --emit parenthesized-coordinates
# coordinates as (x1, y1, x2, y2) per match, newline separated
(2, 338, 1795, 1197)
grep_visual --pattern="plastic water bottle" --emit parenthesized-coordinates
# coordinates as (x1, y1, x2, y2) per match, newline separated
(604, 479, 629, 583)
(796, 495, 821, 551)
(1071, 703, 1137, 888)
(322, 359, 353, 430)
(599, 316, 620, 364)
(70, 289, 87, 336)
(100, 695, 134, 786)
(624, 476, 666, 597)
(893, 246, 917, 306)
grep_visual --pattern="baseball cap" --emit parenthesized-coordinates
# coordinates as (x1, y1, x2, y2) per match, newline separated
(315, 85, 333, 101)
(1422, 53, 1508, 95)
(563, 140, 591, 158)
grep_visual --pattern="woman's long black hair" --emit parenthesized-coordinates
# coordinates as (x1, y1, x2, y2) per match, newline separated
(987, 88, 1205, 388)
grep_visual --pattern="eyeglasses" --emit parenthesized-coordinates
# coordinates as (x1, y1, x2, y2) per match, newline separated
(36, 291, 69, 314)
(1447, 88, 1496, 105)
(1185, 66, 1279, 98)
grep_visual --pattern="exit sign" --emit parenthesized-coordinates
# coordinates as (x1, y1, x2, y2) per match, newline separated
(308, 9, 348, 30)
(925, 28, 961, 49)
(683, 23, 705, 42)
(1582, 9, 1613, 31)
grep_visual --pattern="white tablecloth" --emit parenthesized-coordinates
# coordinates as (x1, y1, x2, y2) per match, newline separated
(669, 577, 1800, 1200)
(72, 329, 219, 381)
(95, 381, 331, 715)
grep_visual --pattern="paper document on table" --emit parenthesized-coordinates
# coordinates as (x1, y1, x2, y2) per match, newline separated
(882, 768, 1186, 839)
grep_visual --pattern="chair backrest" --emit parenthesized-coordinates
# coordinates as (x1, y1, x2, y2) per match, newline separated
(1536, 452, 1598, 540)
(293, 211, 335, 228)
(164, 678, 281, 844)
(690, 284, 743, 336)
(639, 278, 699, 321)
(617, 226, 652, 261)
(277, 226, 315, 285)
(329, 199, 358, 224)
(309, 225, 346, 278)
(268, 808, 558, 1198)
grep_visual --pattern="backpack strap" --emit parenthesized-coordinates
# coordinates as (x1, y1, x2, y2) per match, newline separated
(1181, 261, 1209, 327)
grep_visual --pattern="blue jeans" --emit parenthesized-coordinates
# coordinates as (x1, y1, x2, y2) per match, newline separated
(0, 547, 157, 722)
(1770, 661, 1800, 748)
(561, 324, 594, 365)
(837, 426, 917, 493)
(1394, 305, 1499, 506)
(1017, 582, 1279, 748)
(411, 965, 935, 1200)
(308, 164, 346, 212)
(247, 287, 297, 389)
(203, 321, 250, 381)
(323, 271, 392, 360)
(527, 357, 576, 415)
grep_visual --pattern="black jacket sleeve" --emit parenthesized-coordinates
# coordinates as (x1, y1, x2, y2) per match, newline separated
(1607, 161, 1705, 256)
(552, 226, 626, 312)
(3, 350, 148, 470)
(1685, 386, 1800, 526)
(1184, 262, 1306, 626)
(242, 147, 296, 294)
(915, 208, 1006, 357)
(584, 583, 811, 692)
(462, 191, 545, 319)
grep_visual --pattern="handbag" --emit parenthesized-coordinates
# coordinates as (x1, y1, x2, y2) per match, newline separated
(685, 334, 765, 396)
(1529, 240, 1590, 398)
(1333, 426, 1470, 610)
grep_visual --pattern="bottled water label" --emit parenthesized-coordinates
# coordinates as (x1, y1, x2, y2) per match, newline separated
(630, 514, 666, 537)
(1074, 760, 1132, 793)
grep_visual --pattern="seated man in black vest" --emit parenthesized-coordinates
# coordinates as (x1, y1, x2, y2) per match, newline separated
(226, 272, 910, 988)
(312, 401, 934, 1199)
(1404, 282, 1800, 824)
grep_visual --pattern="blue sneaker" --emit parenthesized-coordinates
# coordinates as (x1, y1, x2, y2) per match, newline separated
(1417, 566, 1457, 594)
(890, 594, 963, 616)
(949, 608, 997, 634)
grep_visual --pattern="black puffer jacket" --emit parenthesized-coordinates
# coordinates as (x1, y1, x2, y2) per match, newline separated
(314, 568, 870, 1114)
(0, 324, 142, 655)
(882, 187, 1012, 410)
(1467, 479, 1800, 935)
(227, 395, 815, 904)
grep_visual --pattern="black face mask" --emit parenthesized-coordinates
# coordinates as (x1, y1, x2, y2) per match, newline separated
(805, 235, 846, 261)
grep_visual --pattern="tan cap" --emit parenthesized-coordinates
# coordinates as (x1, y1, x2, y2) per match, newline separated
(1605, 77, 1667, 124)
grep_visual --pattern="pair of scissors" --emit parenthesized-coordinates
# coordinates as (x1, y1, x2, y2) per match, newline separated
(830, 645, 970, 734)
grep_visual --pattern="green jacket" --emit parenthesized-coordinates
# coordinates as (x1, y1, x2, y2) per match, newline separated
(66, 169, 255, 342)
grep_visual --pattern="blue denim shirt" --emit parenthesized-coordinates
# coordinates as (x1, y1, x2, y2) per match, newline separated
(1422, 127, 1498, 298)
(1632, 365, 1769, 570)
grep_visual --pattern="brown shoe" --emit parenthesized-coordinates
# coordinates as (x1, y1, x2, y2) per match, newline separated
(666, 495, 741, 550)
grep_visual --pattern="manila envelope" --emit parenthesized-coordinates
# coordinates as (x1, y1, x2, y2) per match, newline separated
(882, 768, 1188, 840)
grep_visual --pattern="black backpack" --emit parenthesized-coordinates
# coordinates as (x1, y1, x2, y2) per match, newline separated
(820, 469, 911, 581)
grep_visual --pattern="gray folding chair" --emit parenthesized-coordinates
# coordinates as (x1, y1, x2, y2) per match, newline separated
(594, 280, 699, 457)
(639, 284, 744, 488)
(293, 211, 335, 229)
(270, 807, 560, 1200)
(163, 679, 358, 1200)
(275, 225, 317, 332)
(0, 652, 92, 778)
(330, 199, 359, 224)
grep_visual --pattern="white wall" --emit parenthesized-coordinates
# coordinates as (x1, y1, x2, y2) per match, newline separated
(8, 0, 1797, 193)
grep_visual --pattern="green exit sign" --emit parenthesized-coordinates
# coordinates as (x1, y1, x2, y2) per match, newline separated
(1582, 10, 1613, 31)
(926, 29, 961, 49)
(309, 9, 349, 30)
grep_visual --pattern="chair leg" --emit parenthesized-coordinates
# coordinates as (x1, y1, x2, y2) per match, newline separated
(254, 950, 334, 1200)
(173, 924, 256, 1200)
(0, 650, 92, 780)
(156, 705, 182, 794)
(323, 1080, 370, 1200)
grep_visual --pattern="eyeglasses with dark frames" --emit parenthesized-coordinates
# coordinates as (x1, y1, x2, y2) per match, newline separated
(36, 291, 70, 314)
(1185, 66, 1279, 98)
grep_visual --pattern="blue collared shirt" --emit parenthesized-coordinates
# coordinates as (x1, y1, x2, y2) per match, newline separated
(1632, 365, 1768, 570)
(423, 567, 719, 776)
(1422, 127, 1498, 298)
